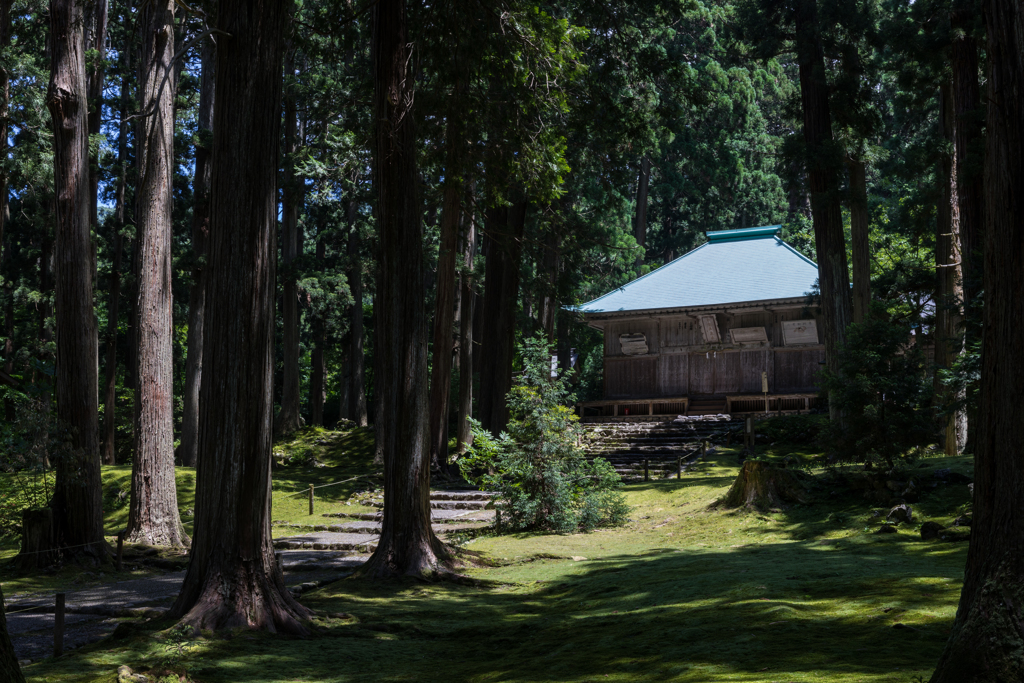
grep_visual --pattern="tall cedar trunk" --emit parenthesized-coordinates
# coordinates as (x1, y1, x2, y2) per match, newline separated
(794, 0, 852, 422)
(950, 7, 983, 315)
(457, 211, 475, 453)
(102, 45, 130, 465)
(360, 0, 452, 577)
(347, 201, 367, 426)
(180, 34, 215, 467)
(929, 2, 1024, 678)
(478, 201, 527, 435)
(169, 0, 310, 631)
(847, 158, 871, 324)
(633, 156, 650, 277)
(48, 0, 105, 559)
(126, 0, 187, 547)
(427, 136, 462, 469)
(950, 8, 983, 454)
(935, 82, 968, 456)
(309, 235, 325, 425)
(0, 584, 25, 683)
(275, 55, 303, 435)
(1, 0, 11, 425)
(539, 225, 559, 340)
(86, 0, 107, 235)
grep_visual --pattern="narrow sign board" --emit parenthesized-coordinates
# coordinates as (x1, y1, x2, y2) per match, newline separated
(730, 326, 769, 345)
(698, 314, 720, 344)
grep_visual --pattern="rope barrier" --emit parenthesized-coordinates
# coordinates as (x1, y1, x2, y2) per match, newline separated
(280, 473, 378, 498)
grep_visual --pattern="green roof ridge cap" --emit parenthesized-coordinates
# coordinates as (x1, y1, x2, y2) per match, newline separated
(705, 225, 781, 242)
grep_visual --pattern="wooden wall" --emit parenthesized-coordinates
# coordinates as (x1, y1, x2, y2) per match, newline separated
(600, 307, 824, 398)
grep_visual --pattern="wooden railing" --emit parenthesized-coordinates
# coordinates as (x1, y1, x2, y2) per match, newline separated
(577, 393, 818, 420)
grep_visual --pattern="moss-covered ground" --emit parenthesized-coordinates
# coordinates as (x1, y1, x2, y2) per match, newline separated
(6, 425, 975, 683)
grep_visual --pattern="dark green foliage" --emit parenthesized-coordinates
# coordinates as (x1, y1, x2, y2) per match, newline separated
(459, 337, 629, 533)
(820, 311, 935, 468)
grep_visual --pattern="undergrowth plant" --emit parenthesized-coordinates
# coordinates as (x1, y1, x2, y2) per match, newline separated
(458, 336, 629, 533)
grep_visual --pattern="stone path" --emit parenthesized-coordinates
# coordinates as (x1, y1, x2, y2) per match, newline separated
(273, 489, 496, 552)
(6, 488, 496, 664)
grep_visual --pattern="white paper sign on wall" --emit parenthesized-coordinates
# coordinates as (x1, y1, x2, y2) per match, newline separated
(619, 333, 649, 356)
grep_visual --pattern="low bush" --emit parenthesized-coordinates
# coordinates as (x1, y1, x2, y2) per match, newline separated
(458, 336, 629, 533)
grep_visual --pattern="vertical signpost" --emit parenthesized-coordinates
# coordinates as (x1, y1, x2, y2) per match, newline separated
(762, 370, 769, 414)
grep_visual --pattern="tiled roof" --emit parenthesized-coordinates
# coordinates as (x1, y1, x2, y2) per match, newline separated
(578, 225, 818, 315)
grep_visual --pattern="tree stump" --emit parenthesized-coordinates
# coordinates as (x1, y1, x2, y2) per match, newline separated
(714, 461, 807, 511)
(15, 508, 55, 571)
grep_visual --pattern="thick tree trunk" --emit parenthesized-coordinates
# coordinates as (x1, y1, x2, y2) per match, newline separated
(169, 0, 310, 632)
(309, 235, 325, 426)
(929, 4, 1024, 679)
(794, 0, 852, 423)
(86, 0, 107, 235)
(126, 0, 187, 548)
(950, 9, 983, 455)
(950, 9, 983, 315)
(456, 210, 476, 454)
(1, 0, 11, 425)
(47, 0, 105, 560)
(360, 0, 452, 578)
(478, 200, 527, 436)
(934, 82, 967, 456)
(428, 140, 462, 470)
(347, 202, 367, 426)
(847, 157, 871, 324)
(180, 34, 215, 468)
(0, 583, 25, 683)
(275, 56, 303, 436)
(101, 45, 131, 466)
(634, 156, 650, 277)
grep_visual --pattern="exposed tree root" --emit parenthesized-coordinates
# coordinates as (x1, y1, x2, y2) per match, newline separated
(170, 564, 313, 635)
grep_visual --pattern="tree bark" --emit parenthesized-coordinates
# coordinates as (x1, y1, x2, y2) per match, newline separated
(847, 157, 871, 324)
(0, 583, 25, 683)
(101, 43, 131, 466)
(309, 235, 325, 426)
(428, 133, 462, 470)
(169, 0, 310, 632)
(48, 0, 105, 560)
(794, 0, 852, 422)
(934, 81, 967, 456)
(950, 6, 983, 315)
(929, 3, 1024, 678)
(478, 200, 527, 436)
(360, 0, 452, 578)
(180, 33, 215, 467)
(634, 156, 650, 277)
(950, 6, 983, 455)
(1, 0, 11, 425)
(86, 0, 107, 235)
(347, 201, 367, 426)
(126, 0, 187, 548)
(275, 53, 303, 436)
(456, 207, 476, 454)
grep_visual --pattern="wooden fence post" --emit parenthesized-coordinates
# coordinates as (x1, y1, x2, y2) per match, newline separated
(308, 485, 315, 515)
(116, 531, 124, 572)
(644, 459, 649, 481)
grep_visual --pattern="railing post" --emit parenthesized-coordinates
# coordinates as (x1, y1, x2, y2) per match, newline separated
(644, 459, 649, 481)
(54, 592, 65, 657)
(116, 531, 124, 572)
(677, 457, 682, 479)
(308, 484, 315, 515)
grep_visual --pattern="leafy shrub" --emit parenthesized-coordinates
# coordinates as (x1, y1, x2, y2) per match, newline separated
(819, 314, 935, 469)
(458, 336, 629, 533)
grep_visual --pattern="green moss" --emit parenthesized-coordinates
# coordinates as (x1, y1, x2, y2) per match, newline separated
(15, 445, 971, 682)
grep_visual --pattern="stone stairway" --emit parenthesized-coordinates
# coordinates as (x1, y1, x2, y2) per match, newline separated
(583, 415, 738, 480)
(273, 489, 496, 553)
